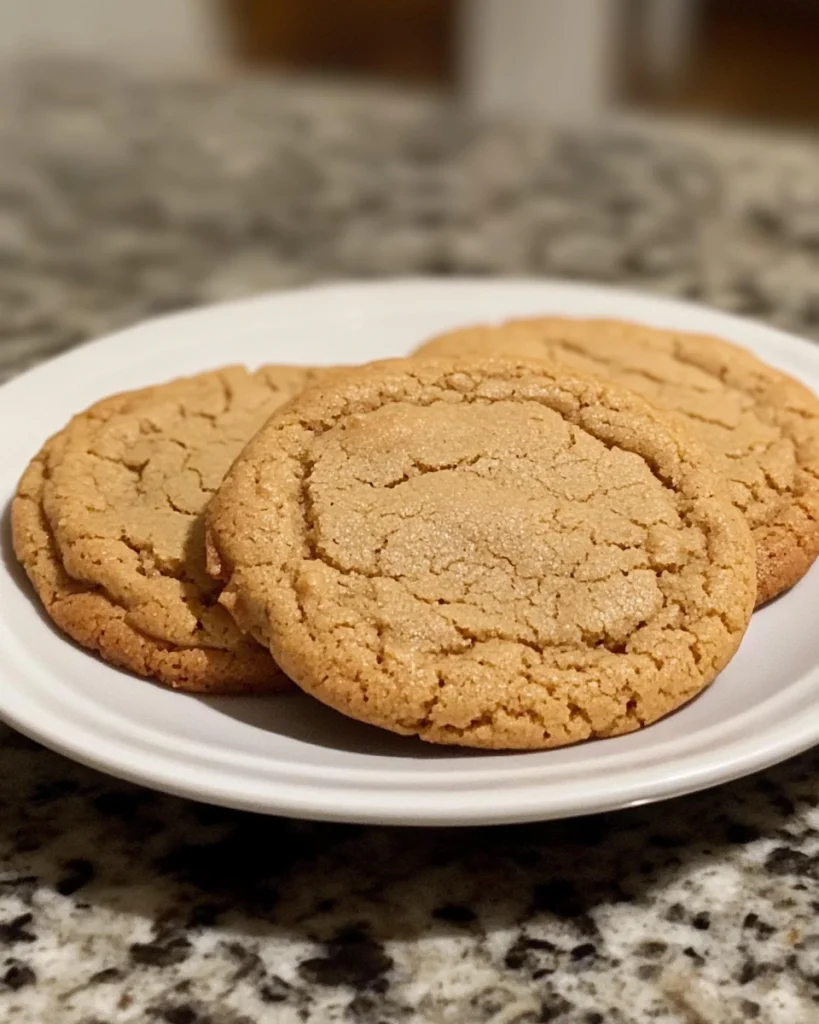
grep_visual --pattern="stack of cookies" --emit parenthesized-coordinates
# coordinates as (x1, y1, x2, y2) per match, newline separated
(14, 319, 819, 750)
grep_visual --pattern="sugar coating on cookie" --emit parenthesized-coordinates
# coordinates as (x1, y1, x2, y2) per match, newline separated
(207, 358, 756, 749)
(415, 318, 819, 605)
(13, 365, 318, 692)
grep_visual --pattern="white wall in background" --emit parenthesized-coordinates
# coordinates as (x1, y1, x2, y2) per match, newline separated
(460, 0, 704, 123)
(0, 0, 224, 68)
(641, 0, 701, 86)
(461, 0, 621, 123)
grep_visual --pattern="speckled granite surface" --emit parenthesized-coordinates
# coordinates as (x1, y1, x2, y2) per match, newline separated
(0, 61, 817, 1024)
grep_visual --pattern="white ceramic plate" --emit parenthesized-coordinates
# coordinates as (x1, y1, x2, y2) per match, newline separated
(1, 278, 817, 825)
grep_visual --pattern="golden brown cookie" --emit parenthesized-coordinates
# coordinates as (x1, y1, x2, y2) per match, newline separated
(415, 319, 819, 606)
(12, 365, 319, 692)
(206, 358, 756, 750)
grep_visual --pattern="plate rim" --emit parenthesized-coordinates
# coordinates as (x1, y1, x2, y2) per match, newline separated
(4, 274, 819, 398)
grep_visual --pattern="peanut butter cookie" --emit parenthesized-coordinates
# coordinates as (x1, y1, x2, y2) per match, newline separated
(13, 365, 318, 692)
(206, 358, 756, 749)
(415, 319, 819, 605)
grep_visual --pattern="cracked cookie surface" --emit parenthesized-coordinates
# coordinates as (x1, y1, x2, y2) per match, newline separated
(415, 318, 819, 605)
(13, 365, 317, 692)
(206, 358, 756, 749)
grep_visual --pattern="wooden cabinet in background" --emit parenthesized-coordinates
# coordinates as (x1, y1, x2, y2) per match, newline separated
(221, 0, 819, 128)
(221, 0, 457, 86)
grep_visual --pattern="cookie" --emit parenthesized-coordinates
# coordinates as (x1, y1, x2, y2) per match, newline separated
(415, 318, 819, 605)
(13, 365, 318, 692)
(206, 358, 756, 750)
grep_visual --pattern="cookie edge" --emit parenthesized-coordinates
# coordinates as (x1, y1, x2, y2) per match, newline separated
(13, 433, 291, 695)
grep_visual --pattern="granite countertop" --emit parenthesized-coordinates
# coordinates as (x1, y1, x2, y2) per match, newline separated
(0, 60, 818, 1024)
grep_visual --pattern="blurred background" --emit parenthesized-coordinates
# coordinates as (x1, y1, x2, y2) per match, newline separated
(3, 0, 819, 385)
(2, 0, 819, 129)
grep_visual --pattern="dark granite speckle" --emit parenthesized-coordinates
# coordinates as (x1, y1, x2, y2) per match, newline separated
(431, 902, 477, 924)
(0, 914, 36, 946)
(2, 963, 36, 991)
(158, 1008, 198, 1024)
(765, 847, 818, 878)
(55, 858, 95, 897)
(130, 929, 193, 968)
(0, 57, 818, 1024)
(531, 879, 590, 919)
(683, 947, 706, 966)
(637, 941, 668, 959)
(87, 968, 123, 985)
(298, 928, 393, 989)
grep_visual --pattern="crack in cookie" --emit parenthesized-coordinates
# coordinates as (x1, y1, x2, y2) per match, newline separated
(415, 318, 819, 605)
(207, 358, 756, 749)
